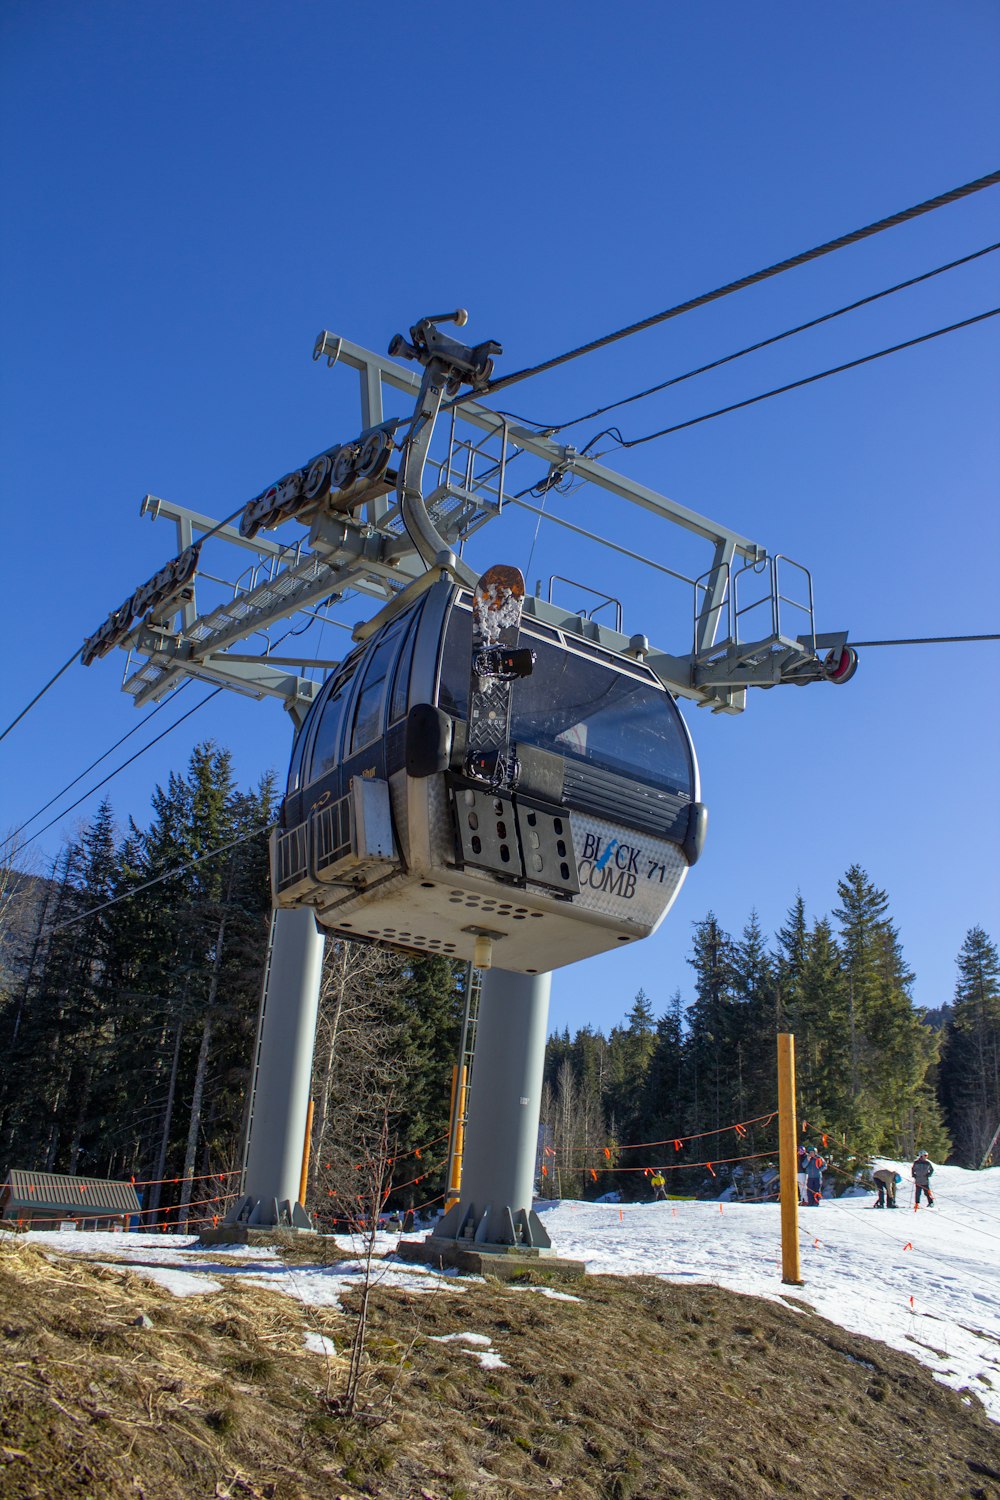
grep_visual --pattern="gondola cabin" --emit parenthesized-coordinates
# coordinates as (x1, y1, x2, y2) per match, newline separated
(272, 576, 706, 972)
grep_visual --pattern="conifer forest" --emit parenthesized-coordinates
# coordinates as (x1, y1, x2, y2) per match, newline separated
(1, 742, 997, 1219)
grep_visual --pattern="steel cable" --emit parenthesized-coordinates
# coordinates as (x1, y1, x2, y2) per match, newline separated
(499, 240, 1000, 436)
(0, 648, 81, 746)
(8, 682, 193, 842)
(586, 307, 1000, 454)
(48, 821, 272, 933)
(482, 168, 1000, 397)
(19, 687, 224, 853)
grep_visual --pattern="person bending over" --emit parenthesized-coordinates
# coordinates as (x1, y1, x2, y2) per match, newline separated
(872, 1167, 900, 1209)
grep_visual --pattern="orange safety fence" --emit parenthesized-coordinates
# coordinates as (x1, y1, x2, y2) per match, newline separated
(320, 1156, 449, 1203)
(129, 1190, 239, 1219)
(128, 1188, 239, 1224)
(322, 1186, 449, 1232)
(11, 1194, 238, 1231)
(408, 1189, 446, 1216)
(318, 1132, 451, 1177)
(544, 1149, 774, 1179)
(549, 1111, 778, 1161)
(112, 1128, 451, 1203)
(130, 1168, 241, 1188)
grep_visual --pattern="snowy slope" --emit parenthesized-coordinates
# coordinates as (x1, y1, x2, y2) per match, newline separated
(16, 1159, 1000, 1422)
(540, 1160, 1000, 1421)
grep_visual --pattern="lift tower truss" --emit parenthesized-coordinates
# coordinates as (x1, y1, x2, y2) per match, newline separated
(84, 318, 854, 727)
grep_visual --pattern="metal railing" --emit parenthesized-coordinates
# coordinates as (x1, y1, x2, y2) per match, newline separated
(693, 553, 816, 661)
(546, 574, 623, 633)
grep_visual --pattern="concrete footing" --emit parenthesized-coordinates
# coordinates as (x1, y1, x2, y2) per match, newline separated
(197, 1225, 324, 1249)
(397, 1235, 586, 1280)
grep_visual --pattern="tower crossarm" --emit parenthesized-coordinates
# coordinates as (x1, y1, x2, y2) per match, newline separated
(85, 322, 853, 721)
(318, 333, 764, 562)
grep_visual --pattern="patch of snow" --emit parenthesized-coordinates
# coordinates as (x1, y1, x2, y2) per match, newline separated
(29, 1230, 281, 1263)
(510, 1285, 582, 1302)
(303, 1331, 337, 1356)
(98, 1261, 222, 1297)
(429, 1330, 507, 1369)
(238, 1255, 476, 1311)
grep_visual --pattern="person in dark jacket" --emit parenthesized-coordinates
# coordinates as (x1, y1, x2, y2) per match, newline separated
(872, 1167, 900, 1208)
(805, 1148, 825, 1206)
(912, 1152, 935, 1206)
(797, 1146, 809, 1205)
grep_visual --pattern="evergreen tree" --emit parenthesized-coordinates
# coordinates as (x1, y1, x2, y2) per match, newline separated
(833, 866, 950, 1160)
(638, 993, 688, 1192)
(775, 893, 808, 1031)
(686, 914, 737, 1140)
(939, 927, 1000, 1166)
(606, 990, 657, 1158)
(383, 955, 465, 1207)
(540, 1023, 611, 1199)
(730, 911, 777, 1137)
(793, 918, 863, 1145)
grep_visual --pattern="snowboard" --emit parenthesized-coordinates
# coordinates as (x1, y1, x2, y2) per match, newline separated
(463, 564, 535, 788)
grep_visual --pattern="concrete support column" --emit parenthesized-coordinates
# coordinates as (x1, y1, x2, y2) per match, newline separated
(228, 906, 325, 1228)
(434, 968, 552, 1249)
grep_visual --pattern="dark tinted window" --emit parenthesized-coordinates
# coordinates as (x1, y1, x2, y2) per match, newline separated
(439, 605, 692, 795)
(388, 602, 423, 724)
(349, 619, 407, 753)
(308, 654, 361, 784)
(287, 722, 308, 794)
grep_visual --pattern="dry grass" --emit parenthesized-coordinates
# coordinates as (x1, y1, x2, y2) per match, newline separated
(2, 1234, 999, 1500)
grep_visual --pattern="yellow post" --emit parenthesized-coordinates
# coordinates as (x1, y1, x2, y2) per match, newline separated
(445, 1066, 459, 1210)
(298, 1097, 315, 1209)
(445, 1065, 468, 1210)
(777, 1034, 803, 1285)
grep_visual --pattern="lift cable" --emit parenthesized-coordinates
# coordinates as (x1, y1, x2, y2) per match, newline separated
(582, 306, 1000, 456)
(18, 687, 224, 854)
(0, 647, 82, 747)
(7, 183, 999, 753)
(496, 241, 1000, 436)
(8, 603, 332, 855)
(49, 822, 273, 934)
(0, 507, 257, 762)
(479, 167, 1000, 399)
(8, 681, 195, 843)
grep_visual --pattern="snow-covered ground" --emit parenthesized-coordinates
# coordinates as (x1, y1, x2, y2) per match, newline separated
(14, 1159, 1000, 1422)
(541, 1161, 1000, 1421)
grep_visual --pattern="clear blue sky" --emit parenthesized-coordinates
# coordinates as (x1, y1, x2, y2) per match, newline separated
(2, 3, 998, 1038)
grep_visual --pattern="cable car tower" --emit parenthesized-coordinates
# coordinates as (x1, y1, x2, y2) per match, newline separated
(82, 311, 855, 1259)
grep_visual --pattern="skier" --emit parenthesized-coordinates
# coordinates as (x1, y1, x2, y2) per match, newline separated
(872, 1166, 900, 1208)
(805, 1148, 826, 1206)
(911, 1152, 935, 1207)
(650, 1169, 668, 1203)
